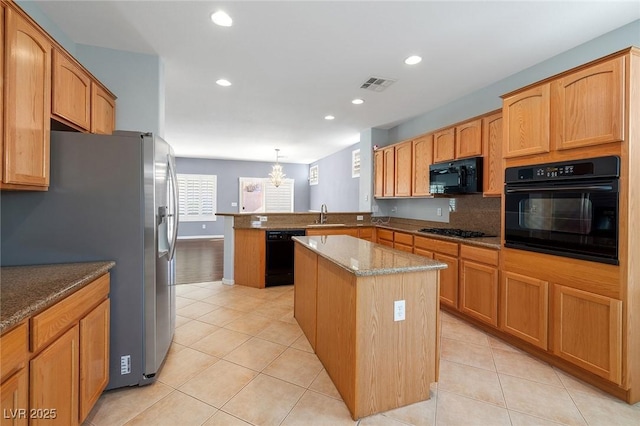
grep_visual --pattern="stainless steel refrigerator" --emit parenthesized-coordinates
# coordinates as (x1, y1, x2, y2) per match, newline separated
(1, 130, 179, 390)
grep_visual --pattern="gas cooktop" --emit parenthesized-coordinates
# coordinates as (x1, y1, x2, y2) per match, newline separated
(418, 228, 494, 239)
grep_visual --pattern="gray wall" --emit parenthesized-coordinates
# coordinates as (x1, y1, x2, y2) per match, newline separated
(309, 143, 360, 212)
(175, 158, 310, 237)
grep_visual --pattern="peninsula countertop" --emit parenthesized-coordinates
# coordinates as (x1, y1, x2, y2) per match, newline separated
(293, 235, 447, 277)
(0, 261, 115, 334)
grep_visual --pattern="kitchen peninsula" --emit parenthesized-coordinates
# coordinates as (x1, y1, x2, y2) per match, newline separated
(293, 235, 447, 420)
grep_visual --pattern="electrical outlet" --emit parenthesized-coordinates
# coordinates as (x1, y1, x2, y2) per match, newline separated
(391, 206, 397, 213)
(356, 215, 364, 221)
(259, 216, 268, 222)
(202, 224, 206, 229)
(394, 300, 405, 322)
(437, 208, 442, 216)
(231, 202, 238, 207)
(121, 355, 131, 375)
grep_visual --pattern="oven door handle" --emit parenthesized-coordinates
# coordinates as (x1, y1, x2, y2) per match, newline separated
(506, 185, 613, 193)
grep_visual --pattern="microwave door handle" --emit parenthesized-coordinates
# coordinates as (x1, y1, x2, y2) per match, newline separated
(459, 167, 467, 187)
(506, 185, 613, 193)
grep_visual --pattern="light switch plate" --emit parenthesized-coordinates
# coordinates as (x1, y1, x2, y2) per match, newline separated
(394, 300, 405, 321)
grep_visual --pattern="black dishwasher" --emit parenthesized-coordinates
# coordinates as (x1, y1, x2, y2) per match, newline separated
(265, 229, 306, 286)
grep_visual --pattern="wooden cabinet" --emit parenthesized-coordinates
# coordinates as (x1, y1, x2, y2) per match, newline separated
(551, 57, 624, 151)
(503, 84, 550, 158)
(91, 82, 116, 135)
(393, 231, 413, 253)
(1, 368, 28, 426)
(459, 245, 499, 326)
(553, 285, 622, 384)
(433, 127, 455, 163)
(234, 229, 266, 288)
(357, 227, 374, 241)
(376, 228, 394, 248)
(500, 271, 549, 350)
(482, 112, 503, 197)
(373, 150, 384, 198)
(2, 7, 51, 190)
(52, 49, 91, 131)
(455, 119, 483, 159)
(394, 141, 412, 196)
(0, 273, 110, 425)
(412, 134, 432, 196)
(414, 236, 459, 308)
(382, 147, 395, 197)
(306, 227, 358, 237)
(30, 325, 79, 426)
(79, 299, 110, 422)
(294, 243, 318, 350)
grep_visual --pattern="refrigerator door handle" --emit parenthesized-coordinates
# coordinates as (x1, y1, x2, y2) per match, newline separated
(167, 154, 179, 261)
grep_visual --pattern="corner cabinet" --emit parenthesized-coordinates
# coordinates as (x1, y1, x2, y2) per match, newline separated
(414, 236, 459, 309)
(373, 150, 384, 198)
(91, 82, 116, 135)
(2, 6, 51, 190)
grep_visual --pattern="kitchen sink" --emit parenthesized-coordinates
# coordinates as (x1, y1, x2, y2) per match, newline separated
(307, 223, 346, 227)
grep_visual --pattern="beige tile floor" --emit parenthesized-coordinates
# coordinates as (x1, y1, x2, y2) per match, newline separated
(84, 281, 640, 426)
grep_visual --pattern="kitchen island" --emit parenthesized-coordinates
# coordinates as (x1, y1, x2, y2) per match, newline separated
(293, 235, 447, 420)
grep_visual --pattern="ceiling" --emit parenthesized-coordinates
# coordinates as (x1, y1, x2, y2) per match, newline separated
(33, 1, 640, 164)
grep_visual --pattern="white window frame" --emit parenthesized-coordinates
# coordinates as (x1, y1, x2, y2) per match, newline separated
(177, 173, 217, 222)
(352, 149, 361, 178)
(239, 177, 294, 213)
(309, 165, 319, 185)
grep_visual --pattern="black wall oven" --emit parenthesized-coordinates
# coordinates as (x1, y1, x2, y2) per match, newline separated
(504, 156, 620, 265)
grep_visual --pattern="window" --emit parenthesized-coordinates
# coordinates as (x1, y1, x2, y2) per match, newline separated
(239, 177, 294, 213)
(309, 165, 319, 185)
(177, 174, 217, 221)
(352, 149, 361, 178)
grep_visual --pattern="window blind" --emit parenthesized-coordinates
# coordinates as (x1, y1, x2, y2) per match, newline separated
(177, 174, 217, 221)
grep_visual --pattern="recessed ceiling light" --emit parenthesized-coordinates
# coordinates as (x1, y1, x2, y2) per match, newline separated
(352, 99, 364, 105)
(216, 79, 232, 87)
(404, 55, 422, 65)
(324, 115, 335, 120)
(211, 11, 232, 27)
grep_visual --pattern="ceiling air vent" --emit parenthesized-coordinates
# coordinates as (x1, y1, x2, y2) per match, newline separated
(360, 76, 397, 92)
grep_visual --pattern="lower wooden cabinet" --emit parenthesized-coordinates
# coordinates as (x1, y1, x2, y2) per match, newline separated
(376, 229, 394, 247)
(434, 253, 459, 309)
(234, 229, 266, 288)
(459, 260, 498, 326)
(553, 285, 622, 384)
(393, 231, 414, 253)
(500, 271, 549, 350)
(30, 325, 79, 426)
(294, 243, 318, 350)
(0, 367, 28, 426)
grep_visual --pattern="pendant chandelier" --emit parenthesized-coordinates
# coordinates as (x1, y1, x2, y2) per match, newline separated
(269, 148, 286, 188)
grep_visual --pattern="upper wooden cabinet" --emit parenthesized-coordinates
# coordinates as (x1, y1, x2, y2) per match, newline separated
(3, 7, 51, 190)
(551, 56, 624, 151)
(373, 150, 384, 198)
(412, 134, 432, 196)
(433, 127, 455, 163)
(91, 82, 116, 135)
(482, 112, 503, 197)
(394, 141, 412, 197)
(503, 84, 550, 158)
(455, 119, 483, 159)
(382, 146, 395, 197)
(52, 49, 91, 131)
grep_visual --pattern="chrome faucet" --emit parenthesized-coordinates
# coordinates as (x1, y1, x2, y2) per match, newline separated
(320, 204, 328, 224)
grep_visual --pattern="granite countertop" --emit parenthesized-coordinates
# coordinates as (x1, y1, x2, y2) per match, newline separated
(293, 235, 447, 277)
(0, 261, 115, 334)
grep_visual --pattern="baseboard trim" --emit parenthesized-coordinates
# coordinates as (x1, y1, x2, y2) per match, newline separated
(222, 278, 235, 285)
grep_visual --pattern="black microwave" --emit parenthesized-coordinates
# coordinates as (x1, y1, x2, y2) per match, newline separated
(429, 157, 483, 194)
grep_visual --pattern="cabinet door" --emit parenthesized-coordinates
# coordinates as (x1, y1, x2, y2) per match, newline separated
(500, 272, 548, 350)
(455, 119, 482, 159)
(394, 141, 412, 196)
(373, 150, 384, 198)
(234, 229, 266, 288)
(294, 244, 318, 350)
(1, 5, 4, 181)
(433, 127, 455, 163)
(552, 57, 624, 150)
(503, 84, 550, 158)
(382, 147, 395, 197)
(0, 368, 28, 426)
(482, 112, 503, 197)
(30, 325, 79, 426)
(553, 285, 622, 384)
(412, 134, 432, 196)
(79, 299, 110, 423)
(52, 49, 91, 131)
(91, 82, 116, 135)
(459, 260, 498, 326)
(434, 253, 458, 309)
(413, 248, 434, 259)
(357, 227, 374, 241)
(4, 8, 51, 188)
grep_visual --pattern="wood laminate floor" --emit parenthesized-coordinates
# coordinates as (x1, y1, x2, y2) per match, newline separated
(175, 239, 224, 284)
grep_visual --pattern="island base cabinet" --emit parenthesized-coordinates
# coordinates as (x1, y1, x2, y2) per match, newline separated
(0, 368, 28, 426)
(553, 285, 622, 384)
(500, 272, 549, 350)
(293, 244, 318, 350)
(30, 325, 79, 426)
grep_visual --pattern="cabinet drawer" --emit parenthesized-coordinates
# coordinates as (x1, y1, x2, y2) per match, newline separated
(414, 236, 458, 257)
(358, 227, 374, 239)
(460, 244, 499, 266)
(31, 273, 110, 353)
(377, 229, 393, 242)
(393, 232, 413, 246)
(0, 321, 28, 382)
